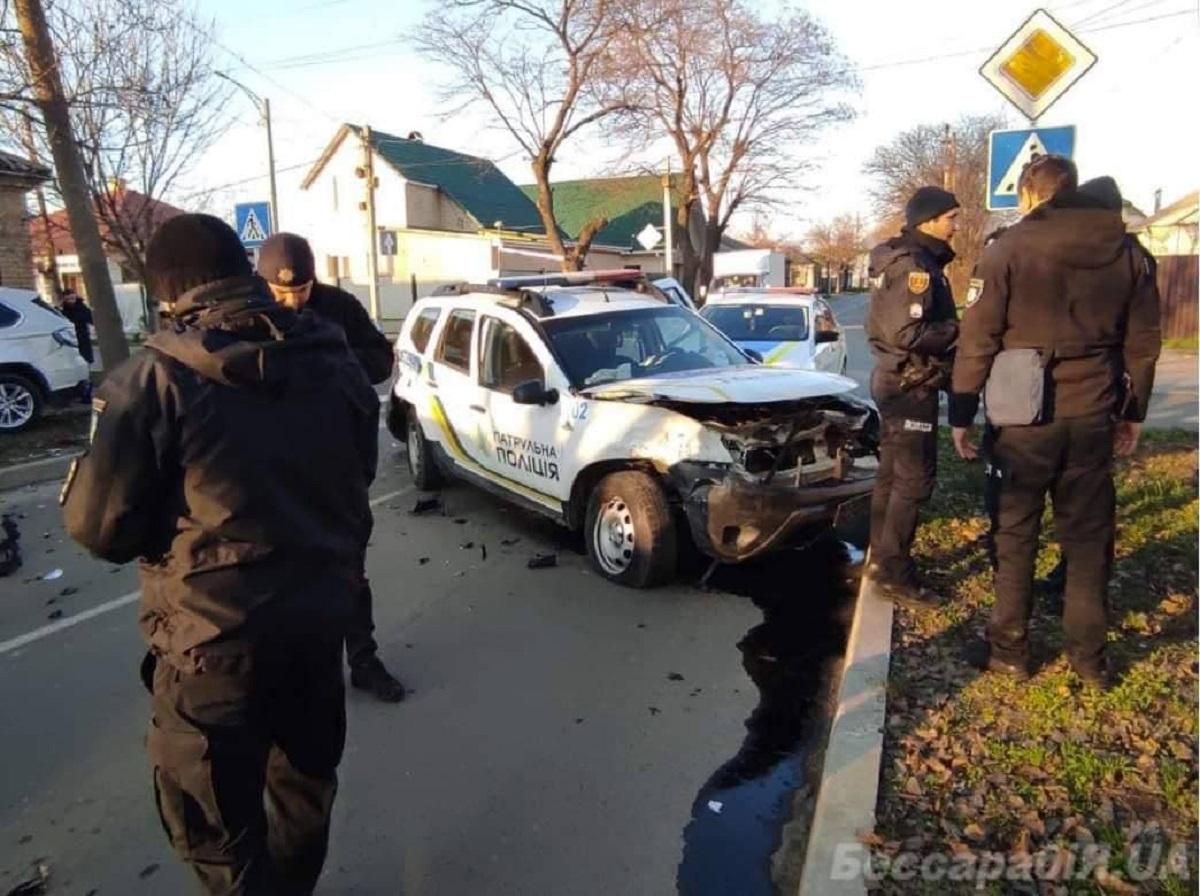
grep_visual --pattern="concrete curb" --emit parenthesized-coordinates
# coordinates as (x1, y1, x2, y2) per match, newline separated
(0, 453, 79, 492)
(798, 574, 894, 895)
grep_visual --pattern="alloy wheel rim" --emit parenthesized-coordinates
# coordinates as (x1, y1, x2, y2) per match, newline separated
(0, 384, 34, 430)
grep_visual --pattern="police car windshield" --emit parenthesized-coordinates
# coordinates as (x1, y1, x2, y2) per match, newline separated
(542, 306, 749, 388)
(700, 304, 809, 343)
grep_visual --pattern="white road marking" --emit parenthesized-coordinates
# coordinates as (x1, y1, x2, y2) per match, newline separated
(0, 486, 415, 657)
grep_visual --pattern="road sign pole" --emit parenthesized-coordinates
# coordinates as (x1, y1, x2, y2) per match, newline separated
(362, 125, 381, 325)
(264, 97, 279, 230)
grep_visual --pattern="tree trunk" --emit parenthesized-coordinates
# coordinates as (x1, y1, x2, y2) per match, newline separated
(530, 152, 572, 273)
(698, 218, 722, 292)
(15, 0, 128, 372)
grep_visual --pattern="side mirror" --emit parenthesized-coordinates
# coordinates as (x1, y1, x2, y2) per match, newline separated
(744, 349, 764, 364)
(512, 380, 559, 406)
(815, 329, 840, 344)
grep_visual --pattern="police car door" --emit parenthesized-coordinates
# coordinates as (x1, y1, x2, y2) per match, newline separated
(428, 308, 492, 473)
(477, 313, 570, 510)
(811, 298, 845, 373)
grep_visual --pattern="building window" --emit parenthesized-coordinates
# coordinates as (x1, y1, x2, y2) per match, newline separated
(341, 256, 352, 280)
(326, 256, 339, 280)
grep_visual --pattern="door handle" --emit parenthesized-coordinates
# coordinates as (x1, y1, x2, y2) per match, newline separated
(469, 404, 486, 414)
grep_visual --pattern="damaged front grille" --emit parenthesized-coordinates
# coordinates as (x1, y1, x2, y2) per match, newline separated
(687, 396, 879, 485)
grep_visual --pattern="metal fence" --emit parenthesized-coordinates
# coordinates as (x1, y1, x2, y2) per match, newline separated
(1157, 255, 1198, 341)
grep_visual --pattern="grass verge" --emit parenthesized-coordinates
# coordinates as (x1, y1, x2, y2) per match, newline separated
(0, 409, 89, 468)
(869, 430, 1198, 894)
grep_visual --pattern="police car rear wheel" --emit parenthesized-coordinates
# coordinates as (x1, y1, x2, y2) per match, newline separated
(406, 416, 442, 490)
(585, 471, 676, 588)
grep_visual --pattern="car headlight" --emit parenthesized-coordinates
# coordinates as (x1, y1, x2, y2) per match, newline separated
(53, 327, 78, 348)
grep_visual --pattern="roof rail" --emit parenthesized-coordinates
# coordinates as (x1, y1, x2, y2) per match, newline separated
(428, 281, 556, 317)
(489, 269, 651, 290)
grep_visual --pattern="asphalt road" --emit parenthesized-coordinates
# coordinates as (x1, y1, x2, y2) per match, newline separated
(0, 424, 858, 895)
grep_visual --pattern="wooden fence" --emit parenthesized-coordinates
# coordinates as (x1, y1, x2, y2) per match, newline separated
(1157, 254, 1199, 341)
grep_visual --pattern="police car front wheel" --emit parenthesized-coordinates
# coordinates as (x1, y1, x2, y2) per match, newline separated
(585, 471, 676, 588)
(406, 416, 443, 491)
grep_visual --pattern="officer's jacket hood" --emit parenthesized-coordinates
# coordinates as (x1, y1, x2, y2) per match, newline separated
(146, 275, 351, 392)
(1009, 191, 1127, 269)
(869, 230, 954, 275)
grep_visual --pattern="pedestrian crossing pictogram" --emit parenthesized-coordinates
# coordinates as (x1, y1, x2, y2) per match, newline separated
(234, 201, 273, 248)
(986, 126, 1075, 210)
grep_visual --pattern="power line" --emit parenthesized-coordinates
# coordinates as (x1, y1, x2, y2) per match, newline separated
(175, 157, 321, 201)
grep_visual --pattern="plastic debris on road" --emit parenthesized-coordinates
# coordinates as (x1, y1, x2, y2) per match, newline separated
(41, 569, 63, 581)
(527, 553, 557, 570)
(410, 497, 442, 515)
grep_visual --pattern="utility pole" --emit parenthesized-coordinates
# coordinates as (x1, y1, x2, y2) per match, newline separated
(661, 158, 674, 277)
(941, 123, 957, 193)
(15, 0, 128, 370)
(216, 73, 278, 229)
(359, 125, 380, 324)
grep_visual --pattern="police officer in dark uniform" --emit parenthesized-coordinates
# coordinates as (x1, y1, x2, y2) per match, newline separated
(256, 232, 406, 702)
(865, 186, 961, 606)
(62, 214, 379, 893)
(950, 156, 1161, 687)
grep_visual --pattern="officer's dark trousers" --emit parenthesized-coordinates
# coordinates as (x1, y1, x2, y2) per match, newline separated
(986, 413, 1115, 668)
(147, 596, 348, 895)
(869, 374, 938, 582)
(344, 566, 379, 670)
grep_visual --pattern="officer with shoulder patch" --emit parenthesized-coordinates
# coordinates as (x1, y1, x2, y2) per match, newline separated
(865, 186, 961, 606)
(950, 156, 1161, 688)
(257, 233, 407, 704)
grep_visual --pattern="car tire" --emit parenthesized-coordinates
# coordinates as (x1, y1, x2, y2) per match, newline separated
(585, 471, 677, 588)
(0, 373, 43, 434)
(406, 414, 443, 491)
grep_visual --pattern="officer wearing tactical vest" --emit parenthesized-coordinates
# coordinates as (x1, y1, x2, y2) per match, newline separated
(865, 186, 961, 607)
(949, 155, 1161, 688)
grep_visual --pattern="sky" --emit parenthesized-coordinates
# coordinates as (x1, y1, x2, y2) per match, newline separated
(186, 0, 1199, 239)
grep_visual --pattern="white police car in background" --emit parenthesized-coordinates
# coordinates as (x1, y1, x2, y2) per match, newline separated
(0, 288, 90, 432)
(389, 271, 877, 588)
(700, 289, 848, 375)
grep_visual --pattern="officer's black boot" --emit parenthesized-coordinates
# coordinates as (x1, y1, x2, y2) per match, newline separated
(964, 639, 1031, 681)
(865, 563, 940, 610)
(1070, 658, 1109, 691)
(350, 656, 407, 703)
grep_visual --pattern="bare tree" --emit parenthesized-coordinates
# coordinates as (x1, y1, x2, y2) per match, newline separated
(609, 0, 855, 294)
(415, 0, 628, 271)
(807, 213, 865, 292)
(864, 114, 1005, 297)
(2, 0, 228, 328)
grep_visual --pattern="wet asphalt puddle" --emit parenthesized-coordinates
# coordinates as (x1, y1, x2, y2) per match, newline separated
(677, 533, 860, 895)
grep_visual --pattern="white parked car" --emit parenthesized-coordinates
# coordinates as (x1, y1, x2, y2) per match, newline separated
(0, 288, 90, 433)
(389, 271, 877, 588)
(701, 289, 848, 376)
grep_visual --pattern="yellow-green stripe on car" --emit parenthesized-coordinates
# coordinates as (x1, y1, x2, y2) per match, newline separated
(428, 396, 561, 511)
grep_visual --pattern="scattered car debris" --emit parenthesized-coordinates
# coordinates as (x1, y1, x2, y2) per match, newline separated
(648, 706, 661, 716)
(499, 537, 521, 547)
(460, 542, 474, 550)
(668, 673, 685, 682)
(410, 497, 442, 515)
(707, 800, 723, 814)
(138, 863, 160, 879)
(481, 544, 487, 561)
(453, 518, 468, 525)
(59, 587, 78, 597)
(47, 610, 64, 620)
(418, 557, 430, 566)
(5, 860, 50, 895)
(0, 515, 22, 577)
(41, 569, 63, 581)
(527, 553, 557, 570)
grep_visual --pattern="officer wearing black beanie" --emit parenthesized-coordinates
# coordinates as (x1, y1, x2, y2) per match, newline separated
(62, 213, 378, 893)
(864, 186, 961, 607)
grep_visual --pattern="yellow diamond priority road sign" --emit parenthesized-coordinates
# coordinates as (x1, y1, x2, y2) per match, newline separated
(980, 8, 1097, 122)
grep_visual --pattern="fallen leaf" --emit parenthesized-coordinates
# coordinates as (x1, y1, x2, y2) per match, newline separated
(963, 822, 986, 843)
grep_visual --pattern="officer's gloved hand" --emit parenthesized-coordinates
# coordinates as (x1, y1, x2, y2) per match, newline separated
(952, 426, 979, 461)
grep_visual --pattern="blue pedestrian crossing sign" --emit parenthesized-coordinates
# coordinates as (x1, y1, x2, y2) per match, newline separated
(987, 126, 1075, 210)
(235, 202, 273, 248)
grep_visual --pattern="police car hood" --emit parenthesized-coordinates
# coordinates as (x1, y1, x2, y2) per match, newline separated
(581, 365, 857, 405)
(147, 276, 351, 392)
(1011, 192, 1127, 269)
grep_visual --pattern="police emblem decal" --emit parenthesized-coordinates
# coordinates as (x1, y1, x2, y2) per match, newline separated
(907, 271, 930, 294)
(908, 302, 924, 320)
(277, 267, 295, 285)
(965, 278, 985, 308)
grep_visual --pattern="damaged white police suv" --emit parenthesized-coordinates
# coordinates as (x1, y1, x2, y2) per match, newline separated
(388, 271, 879, 588)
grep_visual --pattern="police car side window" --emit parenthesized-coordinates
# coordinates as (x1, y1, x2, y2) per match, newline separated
(409, 308, 441, 354)
(436, 310, 475, 373)
(480, 317, 544, 393)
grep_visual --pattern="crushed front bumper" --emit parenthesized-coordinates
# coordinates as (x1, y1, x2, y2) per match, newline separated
(668, 461, 876, 563)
